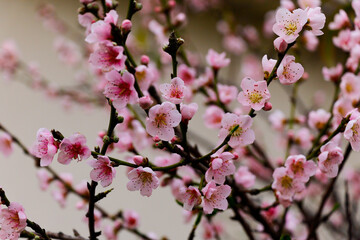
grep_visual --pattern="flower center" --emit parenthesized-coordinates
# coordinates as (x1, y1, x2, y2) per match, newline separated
(230, 124, 243, 137)
(280, 175, 293, 189)
(140, 172, 152, 184)
(345, 83, 353, 93)
(248, 92, 263, 103)
(154, 113, 167, 128)
(117, 82, 131, 97)
(285, 22, 297, 36)
(170, 87, 183, 99)
(291, 161, 304, 175)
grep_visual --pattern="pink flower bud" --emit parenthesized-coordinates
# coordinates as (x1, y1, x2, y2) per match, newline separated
(263, 102, 272, 111)
(121, 19, 132, 34)
(274, 37, 288, 53)
(138, 95, 153, 109)
(171, 136, 178, 144)
(180, 103, 198, 121)
(140, 55, 150, 65)
(168, 0, 176, 8)
(133, 155, 144, 165)
(153, 136, 161, 142)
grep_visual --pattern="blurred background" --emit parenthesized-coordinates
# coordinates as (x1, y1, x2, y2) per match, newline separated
(0, 0, 355, 239)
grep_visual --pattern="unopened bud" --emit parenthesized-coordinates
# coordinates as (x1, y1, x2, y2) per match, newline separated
(263, 102, 272, 111)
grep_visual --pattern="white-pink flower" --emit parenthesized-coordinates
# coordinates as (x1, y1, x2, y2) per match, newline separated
(205, 152, 235, 184)
(203, 106, 224, 129)
(88, 156, 116, 187)
(159, 77, 187, 104)
(322, 63, 343, 82)
(308, 109, 331, 130)
(145, 102, 181, 141)
(272, 167, 305, 200)
(0, 202, 27, 240)
(181, 186, 202, 211)
(329, 10, 350, 30)
(89, 40, 127, 72)
(127, 167, 159, 197)
(180, 103, 198, 121)
(58, 133, 91, 165)
(31, 128, 58, 167)
(344, 116, 360, 151)
(318, 142, 344, 178)
(262, 55, 276, 78)
(277, 55, 304, 85)
(340, 73, 360, 101)
(103, 70, 139, 111)
(234, 166, 256, 189)
(123, 210, 140, 229)
(202, 181, 231, 214)
(237, 77, 271, 111)
(0, 133, 13, 157)
(305, 7, 326, 36)
(206, 49, 230, 70)
(85, 10, 118, 43)
(219, 113, 255, 148)
(36, 169, 52, 191)
(284, 155, 317, 182)
(272, 8, 308, 43)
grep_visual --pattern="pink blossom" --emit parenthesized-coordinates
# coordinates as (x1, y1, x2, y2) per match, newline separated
(269, 110, 286, 131)
(308, 109, 331, 130)
(159, 77, 187, 104)
(333, 29, 354, 51)
(305, 7, 326, 36)
(277, 55, 304, 85)
(31, 128, 58, 167)
(51, 173, 73, 207)
(303, 31, 319, 51)
(218, 84, 238, 104)
(202, 220, 224, 240)
(58, 133, 91, 165)
(280, 0, 295, 11)
(178, 64, 196, 85)
(145, 102, 181, 141)
(205, 152, 235, 184)
(0, 202, 27, 240)
(54, 37, 81, 66)
(180, 103, 198, 121)
(273, 37, 288, 53)
(203, 106, 224, 129)
(123, 210, 139, 229)
(262, 55, 276, 79)
(0, 40, 19, 81)
(340, 73, 360, 101)
(127, 167, 159, 197)
(219, 113, 255, 148)
(353, 0, 360, 17)
(138, 95, 154, 110)
(234, 166, 256, 189)
(85, 10, 118, 43)
(206, 49, 230, 70)
(135, 65, 154, 91)
(344, 116, 360, 151)
(298, 0, 321, 9)
(103, 70, 139, 111)
(272, 167, 305, 200)
(202, 181, 231, 214)
(36, 169, 52, 191)
(0, 133, 13, 157)
(333, 98, 353, 119)
(237, 77, 271, 111)
(181, 186, 202, 211)
(103, 220, 122, 240)
(322, 64, 343, 82)
(88, 156, 116, 187)
(284, 155, 317, 182)
(74, 181, 89, 210)
(293, 128, 313, 149)
(89, 41, 127, 72)
(329, 10, 350, 30)
(318, 142, 343, 178)
(272, 8, 307, 43)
